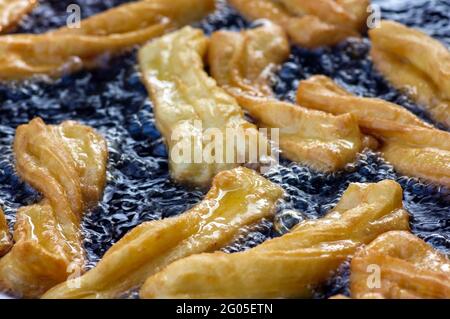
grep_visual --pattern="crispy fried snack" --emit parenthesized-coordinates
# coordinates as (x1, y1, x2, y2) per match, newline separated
(297, 75, 431, 129)
(0, 118, 108, 298)
(366, 121, 450, 188)
(140, 180, 410, 298)
(350, 231, 450, 299)
(297, 75, 450, 187)
(209, 22, 290, 96)
(139, 26, 270, 187)
(369, 20, 450, 127)
(0, 207, 11, 256)
(209, 25, 363, 171)
(0, 0, 37, 33)
(0, 0, 215, 80)
(229, 0, 368, 48)
(42, 167, 284, 299)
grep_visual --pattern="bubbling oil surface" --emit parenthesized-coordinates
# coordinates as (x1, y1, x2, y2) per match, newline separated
(0, 0, 448, 298)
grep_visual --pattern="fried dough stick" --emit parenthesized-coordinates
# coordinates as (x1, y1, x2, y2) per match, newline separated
(369, 20, 450, 127)
(140, 180, 410, 298)
(0, 0, 37, 33)
(42, 167, 284, 299)
(229, 0, 367, 48)
(0, 207, 12, 256)
(0, 0, 215, 80)
(139, 27, 270, 187)
(297, 76, 450, 187)
(297, 75, 431, 128)
(209, 25, 363, 171)
(350, 231, 450, 299)
(0, 118, 108, 298)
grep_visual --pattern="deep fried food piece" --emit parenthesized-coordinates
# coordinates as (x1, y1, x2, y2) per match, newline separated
(369, 20, 450, 127)
(0, 0, 215, 80)
(42, 167, 284, 299)
(0, 207, 11, 256)
(209, 22, 290, 96)
(0, 0, 37, 33)
(279, 0, 369, 32)
(350, 231, 450, 299)
(209, 26, 363, 171)
(297, 75, 431, 129)
(366, 121, 450, 188)
(229, 0, 361, 48)
(233, 95, 363, 172)
(140, 180, 410, 298)
(0, 118, 108, 298)
(139, 27, 270, 187)
(297, 75, 450, 187)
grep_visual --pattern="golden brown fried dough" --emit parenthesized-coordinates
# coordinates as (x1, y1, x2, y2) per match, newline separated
(351, 231, 450, 299)
(0, 207, 11, 256)
(369, 20, 450, 127)
(297, 75, 450, 187)
(139, 27, 270, 187)
(365, 121, 450, 188)
(229, 0, 360, 48)
(140, 180, 410, 298)
(209, 26, 363, 171)
(0, 0, 37, 33)
(209, 22, 290, 96)
(0, 118, 108, 298)
(0, 0, 215, 80)
(297, 75, 431, 128)
(42, 167, 284, 299)
(279, 0, 369, 32)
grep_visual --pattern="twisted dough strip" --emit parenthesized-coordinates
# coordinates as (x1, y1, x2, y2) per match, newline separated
(229, 0, 369, 48)
(209, 24, 363, 172)
(139, 26, 272, 187)
(42, 167, 284, 299)
(0, 0, 215, 80)
(140, 180, 410, 298)
(0, 118, 108, 298)
(297, 75, 450, 188)
(369, 20, 450, 128)
(350, 231, 450, 299)
(0, 0, 37, 33)
(0, 207, 12, 256)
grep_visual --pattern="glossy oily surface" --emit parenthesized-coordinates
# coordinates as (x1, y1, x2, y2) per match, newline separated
(0, 0, 37, 33)
(369, 20, 450, 128)
(228, 0, 365, 48)
(0, 208, 11, 256)
(0, 118, 107, 298)
(351, 231, 450, 299)
(139, 26, 268, 187)
(296, 75, 450, 187)
(0, 0, 214, 80)
(43, 167, 284, 299)
(209, 25, 363, 171)
(0, 0, 448, 299)
(140, 180, 409, 298)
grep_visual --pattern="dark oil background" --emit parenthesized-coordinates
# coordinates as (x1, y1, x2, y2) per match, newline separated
(0, 0, 448, 298)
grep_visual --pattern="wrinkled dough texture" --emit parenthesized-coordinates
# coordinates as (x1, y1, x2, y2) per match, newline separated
(0, 0, 37, 33)
(139, 26, 269, 187)
(140, 180, 410, 298)
(209, 25, 363, 171)
(0, 118, 108, 298)
(42, 167, 284, 299)
(229, 0, 368, 48)
(297, 75, 450, 188)
(369, 20, 450, 127)
(0, 0, 215, 79)
(0, 208, 11, 257)
(351, 231, 450, 299)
